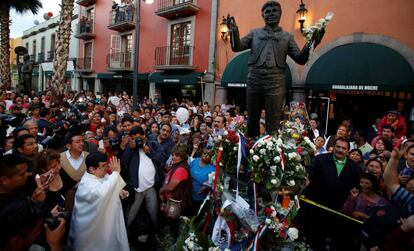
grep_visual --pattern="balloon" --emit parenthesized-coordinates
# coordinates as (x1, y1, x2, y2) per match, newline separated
(48, 12, 53, 17)
(43, 13, 51, 20)
(176, 107, 189, 125)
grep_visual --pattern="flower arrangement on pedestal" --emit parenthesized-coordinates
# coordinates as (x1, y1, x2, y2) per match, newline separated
(211, 130, 242, 174)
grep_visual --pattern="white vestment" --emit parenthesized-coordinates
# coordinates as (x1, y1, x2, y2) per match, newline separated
(69, 171, 129, 251)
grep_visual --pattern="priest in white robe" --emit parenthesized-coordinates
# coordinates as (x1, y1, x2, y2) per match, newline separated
(69, 152, 130, 251)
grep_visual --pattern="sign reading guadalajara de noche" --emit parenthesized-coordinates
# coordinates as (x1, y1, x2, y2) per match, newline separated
(331, 84, 379, 91)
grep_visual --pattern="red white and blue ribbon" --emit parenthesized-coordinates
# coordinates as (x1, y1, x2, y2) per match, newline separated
(247, 224, 268, 251)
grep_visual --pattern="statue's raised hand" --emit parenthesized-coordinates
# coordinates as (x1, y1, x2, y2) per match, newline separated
(226, 15, 238, 32)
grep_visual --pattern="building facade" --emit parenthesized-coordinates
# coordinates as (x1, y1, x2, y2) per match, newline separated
(75, 0, 213, 104)
(216, 0, 414, 134)
(21, 7, 79, 92)
(9, 37, 22, 88)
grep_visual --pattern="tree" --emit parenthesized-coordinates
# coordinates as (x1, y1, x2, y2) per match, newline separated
(0, 0, 42, 90)
(50, 0, 74, 105)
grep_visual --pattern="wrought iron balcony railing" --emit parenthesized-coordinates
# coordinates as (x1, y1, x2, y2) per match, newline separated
(154, 46, 195, 70)
(155, 0, 200, 19)
(75, 19, 95, 40)
(46, 51, 54, 62)
(107, 52, 133, 71)
(74, 57, 93, 72)
(108, 6, 135, 32)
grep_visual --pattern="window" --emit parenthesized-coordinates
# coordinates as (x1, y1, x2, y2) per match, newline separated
(32, 40, 37, 61)
(50, 34, 55, 52)
(170, 21, 191, 65)
(84, 42, 93, 69)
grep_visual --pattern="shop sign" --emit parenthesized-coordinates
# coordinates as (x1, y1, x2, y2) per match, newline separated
(331, 84, 378, 91)
(164, 79, 180, 83)
(227, 83, 247, 87)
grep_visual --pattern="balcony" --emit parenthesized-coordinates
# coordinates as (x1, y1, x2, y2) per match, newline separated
(37, 52, 45, 64)
(154, 46, 195, 70)
(155, 0, 200, 19)
(74, 57, 93, 73)
(107, 7, 135, 32)
(107, 52, 133, 72)
(76, 0, 96, 7)
(47, 51, 54, 62)
(75, 19, 95, 40)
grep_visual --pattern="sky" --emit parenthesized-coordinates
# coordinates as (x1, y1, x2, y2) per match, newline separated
(10, 0, 62, 38)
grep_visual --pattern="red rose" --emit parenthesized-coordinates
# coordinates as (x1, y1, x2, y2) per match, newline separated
(296, 147, 303, 155)
(264, 207, 273, 216)
(302, 131, 308, 137)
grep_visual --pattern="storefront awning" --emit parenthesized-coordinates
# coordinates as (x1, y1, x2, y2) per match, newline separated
(97, 72, 148, 80)
(43, 71, 72, 78)
(149, 72, 202, 85)
(305, 43, 414, 91)
(221, 50, 292, 88)
(40, 62, 74, 78)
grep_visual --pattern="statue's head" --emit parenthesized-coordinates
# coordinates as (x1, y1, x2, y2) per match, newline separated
(261, 1, 282, 27)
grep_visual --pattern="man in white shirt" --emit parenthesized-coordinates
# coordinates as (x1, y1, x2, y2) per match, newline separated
(120, 126, 164, 234)
(69, 153, 129, 251)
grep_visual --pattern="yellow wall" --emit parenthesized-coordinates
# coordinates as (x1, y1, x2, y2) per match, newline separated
(216, 0, 414, 80)
(10, 37, 22, 65)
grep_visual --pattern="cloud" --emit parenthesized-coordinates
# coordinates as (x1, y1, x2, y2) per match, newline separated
(10, 0, 63, 38)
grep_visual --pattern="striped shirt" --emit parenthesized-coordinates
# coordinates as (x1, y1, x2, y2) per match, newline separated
(391, 186, 414, 214)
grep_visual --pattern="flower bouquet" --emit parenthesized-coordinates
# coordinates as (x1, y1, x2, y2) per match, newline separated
(302, 12, 334, 54)
(211, 130, 241, 174)
(248, 134, 308, 191)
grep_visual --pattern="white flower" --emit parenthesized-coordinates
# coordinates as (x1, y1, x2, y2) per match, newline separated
(265, 218, 272, 225)
(270, 165, 276, 171)
(274, 156, 281, 163)
(253, 155, 260, 162)
(187, 242, 194, 249)
(233, 146, 238, 151)
(287, 227, 299, 241)
(259, 148, 266, 155)
(223, 130, 228, 136)
(219, 147, 223, 151)
(218, 135, 222, 141)
(288, 180, 296, 186)
(250, 149, 254, 154)
(271, 210, 277, 218)
(271, 179, 277, 184)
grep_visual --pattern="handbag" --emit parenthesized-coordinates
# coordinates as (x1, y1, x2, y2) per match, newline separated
(163, 198, 182, 219)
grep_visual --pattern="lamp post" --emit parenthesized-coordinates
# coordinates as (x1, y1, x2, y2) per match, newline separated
(219, 16, 229, 41)
(133, 0, 153, 109)
(296, 0, 308, 32)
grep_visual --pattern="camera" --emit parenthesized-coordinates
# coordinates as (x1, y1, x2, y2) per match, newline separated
(44, 211, 70, 231)
(109, 138, 119, 146)
(135, 138, 144, 148)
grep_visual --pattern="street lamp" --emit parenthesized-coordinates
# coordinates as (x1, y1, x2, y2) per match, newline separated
(220, 16, 229, 41)
(133, 0, 153, 109)
(296, 0, 308, 32)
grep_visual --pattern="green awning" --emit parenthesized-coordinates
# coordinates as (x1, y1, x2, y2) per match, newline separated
(149, 72, 202, 85)
(43, 71, 72, 78)
(97, 72, 148, 80)
(221, 50, 292, 88)
(305, 43, 414, 91)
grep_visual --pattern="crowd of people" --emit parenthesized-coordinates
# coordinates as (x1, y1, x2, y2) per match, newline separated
(0, 89, 413, 251)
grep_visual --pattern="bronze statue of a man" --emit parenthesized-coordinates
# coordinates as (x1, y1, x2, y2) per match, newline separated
(20, 54, 33, 92)
(228, 1, 324, 138)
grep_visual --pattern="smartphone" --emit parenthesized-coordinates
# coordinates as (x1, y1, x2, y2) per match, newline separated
(35, 174, 42, 187)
